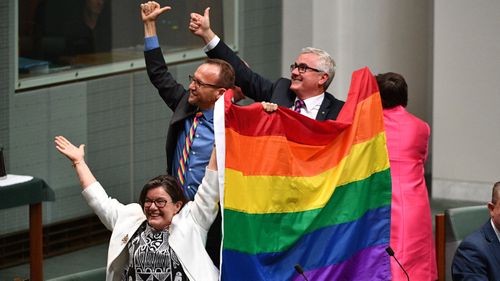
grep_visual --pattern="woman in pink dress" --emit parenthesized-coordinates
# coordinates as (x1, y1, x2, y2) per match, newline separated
(376, 72, 437, 281)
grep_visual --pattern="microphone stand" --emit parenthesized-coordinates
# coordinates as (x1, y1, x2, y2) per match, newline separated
(386, 246, 410, 281)
(294, 264, 309, 281)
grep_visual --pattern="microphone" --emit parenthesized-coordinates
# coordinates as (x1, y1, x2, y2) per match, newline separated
(294, 264, 309, 281)
(385, 246, 410, 281)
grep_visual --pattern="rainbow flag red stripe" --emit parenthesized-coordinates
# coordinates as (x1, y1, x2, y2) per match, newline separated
(215, 67, 391, 280)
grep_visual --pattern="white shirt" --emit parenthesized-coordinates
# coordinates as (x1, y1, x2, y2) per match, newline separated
(491, 219, 500, 242)
(293, 94, 325, 120)
(203, 35, 220, 53)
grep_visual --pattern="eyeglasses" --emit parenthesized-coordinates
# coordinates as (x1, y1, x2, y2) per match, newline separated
(290, 63, 322, 73)
(189, 75, 222, 89)
(144, 198, 171, 208)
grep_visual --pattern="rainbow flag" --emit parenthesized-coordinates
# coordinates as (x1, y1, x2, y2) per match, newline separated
(213, 67, 392, 280)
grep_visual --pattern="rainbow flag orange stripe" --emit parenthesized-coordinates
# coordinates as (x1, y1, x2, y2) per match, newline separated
(216, 67, 392, 280)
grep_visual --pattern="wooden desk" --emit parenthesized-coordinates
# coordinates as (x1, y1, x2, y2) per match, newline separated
(0, 177, 55, 281)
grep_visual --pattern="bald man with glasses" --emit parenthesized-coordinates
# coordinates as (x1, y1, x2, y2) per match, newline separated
(190, 8, 344, 120)
(141, 2, 234, 200)
(141, 4, 234, 267)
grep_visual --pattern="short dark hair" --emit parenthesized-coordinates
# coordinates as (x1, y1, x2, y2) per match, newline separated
(138, 175, 187, 208)
(375, 72, 408, 109)
(492, 181, 500, 204)
(205, 58, 235, 89)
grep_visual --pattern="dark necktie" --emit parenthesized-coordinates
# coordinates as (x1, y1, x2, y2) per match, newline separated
(294, 99, 306, 113)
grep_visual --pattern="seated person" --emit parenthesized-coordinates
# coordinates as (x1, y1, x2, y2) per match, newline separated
(54, 135, 219, 281)
(452, 181, 500, 281)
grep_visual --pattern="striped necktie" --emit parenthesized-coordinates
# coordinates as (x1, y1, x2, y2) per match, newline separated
(294, 99, 306, 113)
(177, 111, 203, 186)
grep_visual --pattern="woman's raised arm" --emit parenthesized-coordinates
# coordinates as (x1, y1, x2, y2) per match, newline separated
(54, 135, 97, 189)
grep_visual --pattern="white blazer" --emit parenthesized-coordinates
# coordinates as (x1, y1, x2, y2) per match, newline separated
(81, 169, 220, 281)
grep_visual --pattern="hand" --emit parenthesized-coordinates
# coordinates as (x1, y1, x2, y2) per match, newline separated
(140, 1, 171, 23)
(261, 102, 278, 113)
(54, 136, 85, 164)
(231, 86, 246, 103)
(189, 7, 215, 43)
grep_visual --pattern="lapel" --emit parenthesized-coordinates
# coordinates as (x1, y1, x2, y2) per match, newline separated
(483, 221, 500, 267)
(108, 210, 146, 269)
(171, 95, 197, 125)
(316, 94, 331, 121)
(274, 88, 295, 108)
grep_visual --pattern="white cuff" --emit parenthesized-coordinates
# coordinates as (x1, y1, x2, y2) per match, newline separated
(202, 35, 221, 53)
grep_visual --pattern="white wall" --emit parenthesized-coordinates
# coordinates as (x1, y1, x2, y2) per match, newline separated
(432, 0, 500, 201)
(282, 0, 432, 122)
(283, 0, 500, 202)
(282, 2, 312, 76)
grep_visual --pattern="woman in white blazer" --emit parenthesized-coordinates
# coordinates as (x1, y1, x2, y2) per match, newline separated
(55, 135, 220, 281)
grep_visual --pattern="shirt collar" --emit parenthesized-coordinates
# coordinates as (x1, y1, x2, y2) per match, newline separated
(491, 219, 500, 242)
(296, 93, 325, 110)
(199, 108, 214, 121)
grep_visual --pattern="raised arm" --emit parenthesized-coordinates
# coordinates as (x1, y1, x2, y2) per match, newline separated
(55, 136, 127, 230)
(189, 7, 216, 45)
(190, 8, 275, 102)
(191, 148, 219, 231)
(141, 2, 188, 111)
(54, 135, 96, 189)
(141, 1, 171, 37)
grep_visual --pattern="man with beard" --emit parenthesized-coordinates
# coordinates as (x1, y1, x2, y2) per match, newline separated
(141, 2, 234, 200)
(141, 3, 234, 267)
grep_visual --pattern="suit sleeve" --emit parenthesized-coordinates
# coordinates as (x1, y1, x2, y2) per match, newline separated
(144, 47, 188, 110)
(451, 239, 490, 281)
(206, 40, 275, 102)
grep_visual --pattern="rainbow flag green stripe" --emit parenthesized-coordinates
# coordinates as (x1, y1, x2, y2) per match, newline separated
(223, 168, 391, 254)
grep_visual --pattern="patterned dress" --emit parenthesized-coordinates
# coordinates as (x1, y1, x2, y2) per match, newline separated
(123, 222, 188, 281)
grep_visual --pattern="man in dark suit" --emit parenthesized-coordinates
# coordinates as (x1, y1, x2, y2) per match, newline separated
(141, 2, 234, 200)
(452, 181, 500, 281)
(189, 8, 344, 121)
(141, 3, 234, 267)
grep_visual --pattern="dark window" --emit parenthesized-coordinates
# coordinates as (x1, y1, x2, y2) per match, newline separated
(18, 0, 227, 88)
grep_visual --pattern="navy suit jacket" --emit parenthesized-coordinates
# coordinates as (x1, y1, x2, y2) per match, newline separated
(206, 41, 344, 121)
(452, 220, 500, 281)
(144, 47, 198, 174)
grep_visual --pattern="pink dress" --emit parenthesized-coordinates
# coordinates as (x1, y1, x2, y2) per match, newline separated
(383, 106, 437, 281)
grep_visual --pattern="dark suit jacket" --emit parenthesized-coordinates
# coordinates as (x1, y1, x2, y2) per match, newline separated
(452, 220, 500, 281)
(144, 47, 198, 174)
(206, 41, 344, 121)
